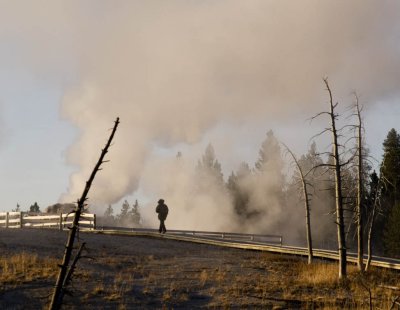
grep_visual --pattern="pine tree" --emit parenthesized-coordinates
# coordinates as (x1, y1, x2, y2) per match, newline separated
(227, 162, 252, 218)
(255, 130, 283, 173)
(254, 130, 285, 205)
(104, 205, 114, 219)
(103, 205, 115, 226)
(381, 128, 400, 205)
(117, 200, 130, 225)
(29, 202, 40, 213)
(379, 128, 400, 255)
(295, 142, 335, 247)
(129, 199, 141, 226)
(196, 143, 224, 186)
(384, 202, 400, 257)
(227, 171, 238, 199)
(298, 142, 322, 172)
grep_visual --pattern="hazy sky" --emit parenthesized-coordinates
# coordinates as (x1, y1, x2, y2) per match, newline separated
(1, 1, 399, 214)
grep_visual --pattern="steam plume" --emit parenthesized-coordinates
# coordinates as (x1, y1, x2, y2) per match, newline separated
(2, 1, 400, 232)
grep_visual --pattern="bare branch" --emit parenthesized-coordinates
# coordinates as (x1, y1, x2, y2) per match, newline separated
(50, 117, 120, 310)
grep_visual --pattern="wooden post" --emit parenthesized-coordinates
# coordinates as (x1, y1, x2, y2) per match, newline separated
(5, 212, 9, 228)
(93, 214, 96, 230)
(19, 212, 23, 228)
(59, 213, 63, 231)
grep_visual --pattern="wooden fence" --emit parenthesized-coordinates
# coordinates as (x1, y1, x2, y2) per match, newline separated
(0, 212, 96, 230)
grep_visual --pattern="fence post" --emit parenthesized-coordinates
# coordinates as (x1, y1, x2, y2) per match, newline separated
(59, 213, 63, 231)
(19, 212, 23, 228)
(5, 212, 9, 228)
(93, 214, 96, 230)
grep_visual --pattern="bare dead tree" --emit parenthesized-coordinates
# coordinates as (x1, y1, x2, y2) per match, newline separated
(282, 142, 313, 264)
(354, 93, 364, 272)
(365, 161, 388, 272)
(49, 117, 120, 310)
(365, 193, 378, 272)
(327, 79, 347, 279)
(311, 78, 347, 279)
(341, 93, 376, 272)
(62, 243, 86, 290)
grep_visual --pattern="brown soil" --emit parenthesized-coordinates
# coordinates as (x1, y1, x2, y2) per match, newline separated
(0, 228, 399, 309)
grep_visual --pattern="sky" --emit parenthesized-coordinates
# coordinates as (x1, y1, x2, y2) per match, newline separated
(0, 1, 399, 219)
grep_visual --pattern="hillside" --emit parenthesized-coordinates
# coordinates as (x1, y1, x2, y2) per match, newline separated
(1, 228, 399, 309)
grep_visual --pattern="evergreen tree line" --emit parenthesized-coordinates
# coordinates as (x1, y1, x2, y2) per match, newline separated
(192, 127, 400, 258)
(101, 199, 142, 228)
(12, 202, 41, 213)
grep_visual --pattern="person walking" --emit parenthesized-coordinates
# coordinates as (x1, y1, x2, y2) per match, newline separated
(156, 199, 168, 234)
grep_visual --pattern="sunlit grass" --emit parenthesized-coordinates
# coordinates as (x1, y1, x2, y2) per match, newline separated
(0, 252, 58, 284)
(296, 261, 345, 286)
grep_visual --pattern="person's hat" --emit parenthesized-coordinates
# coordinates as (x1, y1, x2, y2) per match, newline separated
(158, 199, 164, 203)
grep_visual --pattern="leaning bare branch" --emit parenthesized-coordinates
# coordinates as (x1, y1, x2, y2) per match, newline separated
(309, 128, 333, 141)
(50, 117, 120, 310)
(308, 111, 331, 123)
(281, 141, 313, 264)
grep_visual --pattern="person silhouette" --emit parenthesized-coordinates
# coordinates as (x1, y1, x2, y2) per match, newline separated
(155, 199, 169, 234)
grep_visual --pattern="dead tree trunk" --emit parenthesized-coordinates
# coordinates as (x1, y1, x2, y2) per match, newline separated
(355, 95, 364, 272)
(49, 117, 120, 310)
(324, 78, 347, 279)
(365, 164, 385, 272)
(365, 200, 376, 272)
(282, 143, 313, 264)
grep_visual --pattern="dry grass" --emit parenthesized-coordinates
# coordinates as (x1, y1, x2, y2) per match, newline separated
(0, 252, 58, 285)
(296, 261, 358, 286)
(2, 230, 400, 309)
(91, 282, 105, 296)
(102, 272, 133, 301)
(199, 269, 208, 287)
(293, 261, 400, 308)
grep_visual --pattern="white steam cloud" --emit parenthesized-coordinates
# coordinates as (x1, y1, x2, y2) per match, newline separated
(2, 1, 400, 233)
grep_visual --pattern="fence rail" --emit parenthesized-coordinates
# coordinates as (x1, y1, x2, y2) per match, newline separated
(0, 212, 96, 230)
(89, 228, 400, 271)
(99, 226, 283, 246)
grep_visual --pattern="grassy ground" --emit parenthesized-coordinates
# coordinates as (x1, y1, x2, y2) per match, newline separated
(0, 228, 399, 309)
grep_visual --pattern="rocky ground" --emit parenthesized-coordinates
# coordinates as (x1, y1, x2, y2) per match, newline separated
(1, 228, 400, 309)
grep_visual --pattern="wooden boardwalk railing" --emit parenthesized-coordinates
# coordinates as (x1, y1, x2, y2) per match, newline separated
(87, 228, 400, 271)
(0, 212, 96, 230)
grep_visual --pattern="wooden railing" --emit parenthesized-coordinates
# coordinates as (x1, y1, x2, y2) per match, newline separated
(90, 228, 400, 270)
(0, 212, 96, 230)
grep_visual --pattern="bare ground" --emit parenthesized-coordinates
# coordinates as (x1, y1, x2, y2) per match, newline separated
(1, 228, 400, 309)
